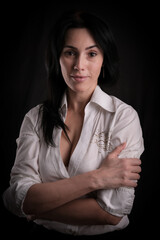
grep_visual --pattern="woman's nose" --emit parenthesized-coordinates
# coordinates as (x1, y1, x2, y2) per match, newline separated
(74, 55, 86, 71)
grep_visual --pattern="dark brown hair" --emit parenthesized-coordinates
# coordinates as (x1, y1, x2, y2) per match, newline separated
(41, 10, 119, 146)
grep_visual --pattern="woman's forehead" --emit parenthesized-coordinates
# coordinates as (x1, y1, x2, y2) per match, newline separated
(64, 28, 97, 48)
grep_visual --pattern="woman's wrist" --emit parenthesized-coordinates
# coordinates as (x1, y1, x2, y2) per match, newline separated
(87, 169, 104, 191)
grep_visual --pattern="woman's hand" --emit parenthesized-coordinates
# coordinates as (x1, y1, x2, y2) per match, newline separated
(97, 142, 141, 189)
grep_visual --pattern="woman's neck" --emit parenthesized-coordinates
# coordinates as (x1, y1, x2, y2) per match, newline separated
(67, 88, 94, 113)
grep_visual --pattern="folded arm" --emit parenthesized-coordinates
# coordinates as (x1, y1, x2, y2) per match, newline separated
(23, 143, 141, 221)
(30, 198, 122, 225)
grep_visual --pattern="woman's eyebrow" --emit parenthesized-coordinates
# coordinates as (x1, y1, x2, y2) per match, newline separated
(63, 44, 99, 50)
(85, 45, 99, 50)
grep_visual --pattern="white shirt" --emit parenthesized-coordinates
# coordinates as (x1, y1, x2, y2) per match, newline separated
(3, 86, 144, 236)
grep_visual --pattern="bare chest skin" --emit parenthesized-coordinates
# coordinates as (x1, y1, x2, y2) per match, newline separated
(60, 110, 84, 168)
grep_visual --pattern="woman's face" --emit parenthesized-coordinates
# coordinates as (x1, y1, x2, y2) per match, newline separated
(60, 28, 104, 95)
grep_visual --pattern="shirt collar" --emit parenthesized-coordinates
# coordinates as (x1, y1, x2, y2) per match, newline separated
(60, 85, 115, 116)
(90, 85, 115, 112)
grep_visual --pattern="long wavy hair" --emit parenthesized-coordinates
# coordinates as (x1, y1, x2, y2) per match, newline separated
(40, 10, 119, 146)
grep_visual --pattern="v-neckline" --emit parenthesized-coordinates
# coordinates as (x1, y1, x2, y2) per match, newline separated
(57, 104, 95, 177)
(59, 110, 85, 170)
(59, 123, 83, 172)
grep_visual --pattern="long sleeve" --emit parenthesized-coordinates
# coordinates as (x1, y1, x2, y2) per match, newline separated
(97, 105, 144, 217)
(3, 106, 42, 217)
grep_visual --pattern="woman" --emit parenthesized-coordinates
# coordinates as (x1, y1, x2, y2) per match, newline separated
(3, 10, 144, 236)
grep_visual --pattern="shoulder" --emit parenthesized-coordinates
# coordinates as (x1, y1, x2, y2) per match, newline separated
(111, 96, 138, 119)
(110, 97, 142, 134)
(102, 94, 142, 133)
(109, 96, 142, 141)
(25, 104, 42, 121)
(93, 86, 138, 119)
(20, 104, 42, 133)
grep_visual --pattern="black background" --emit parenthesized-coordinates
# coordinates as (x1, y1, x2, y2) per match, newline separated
(1, 1, 159, 238)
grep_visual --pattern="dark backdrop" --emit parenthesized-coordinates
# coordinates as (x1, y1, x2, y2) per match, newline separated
(1, 1, 159, 238)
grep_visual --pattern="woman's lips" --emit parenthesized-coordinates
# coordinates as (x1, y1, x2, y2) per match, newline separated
(70, 75, 88, 82)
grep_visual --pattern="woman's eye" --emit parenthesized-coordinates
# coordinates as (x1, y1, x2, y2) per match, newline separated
(64, 51, 76, 56)
(89, 52, 97, 57)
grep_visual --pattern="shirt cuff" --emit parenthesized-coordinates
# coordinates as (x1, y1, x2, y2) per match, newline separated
(97, 187, 135, 217)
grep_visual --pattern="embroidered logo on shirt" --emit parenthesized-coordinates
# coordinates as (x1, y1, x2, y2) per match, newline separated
(91, 131, 110, 153)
